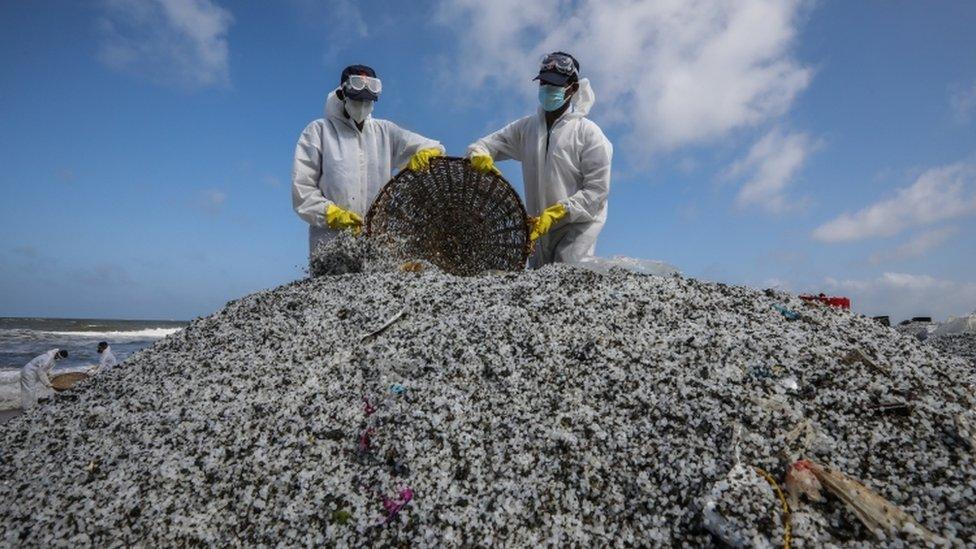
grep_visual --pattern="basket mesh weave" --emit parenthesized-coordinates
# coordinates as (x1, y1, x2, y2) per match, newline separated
(51, 372, 89, 391)
(365, 156, 531, 276)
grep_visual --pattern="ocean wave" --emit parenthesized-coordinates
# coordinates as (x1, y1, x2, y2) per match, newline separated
(38, 328, 182, 339)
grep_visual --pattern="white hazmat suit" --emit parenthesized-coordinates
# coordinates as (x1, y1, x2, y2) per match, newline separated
(292, 89, 444, 257)
(20, 349, 60, 410)
(467, 79, 612, 267)
(91, 346, 118, 375)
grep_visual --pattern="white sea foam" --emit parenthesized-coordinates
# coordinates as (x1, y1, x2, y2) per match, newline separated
(39, 328, 182, 339)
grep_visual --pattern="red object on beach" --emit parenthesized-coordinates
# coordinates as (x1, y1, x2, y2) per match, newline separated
(799, 293, 851, 310)
(363, 397, 376, 417)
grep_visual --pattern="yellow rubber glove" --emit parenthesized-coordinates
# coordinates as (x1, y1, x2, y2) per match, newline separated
(528, 203, 567, 241)
(469, 152, 501, 176)
(407, 148, 444, 171)
(326, 203, 363, 235)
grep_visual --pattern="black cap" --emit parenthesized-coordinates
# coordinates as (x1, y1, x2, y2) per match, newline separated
(98, 341, 108, 352)
(533, 52, 579, 86)
(340, 64, 379, 101)
(535, 70, 572, 86)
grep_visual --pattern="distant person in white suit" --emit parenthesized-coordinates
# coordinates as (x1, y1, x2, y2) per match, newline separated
(20, 349, 67, 409)
(89, 341, 118, 375)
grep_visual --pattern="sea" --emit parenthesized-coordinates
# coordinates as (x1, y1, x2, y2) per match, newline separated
(0, 317, 187, 410)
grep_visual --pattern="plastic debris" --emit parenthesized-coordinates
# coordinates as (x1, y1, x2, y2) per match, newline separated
(800, 459, 942, 543)
(400, 261, 425, 273)
(357, 428, 375, 455)
(363, 397, 376, 417)
(380, 488, 413, 525)
(779, 377, 799, 392)
(571, 255, 680, 277)
(390, 383, 406, 395)
(361, 308, 408, 342)
(784, 460, 823, 508)
(331, 509, 352, 526)
(702, 463, 786, 548)
(773, 305, 800, 321)
(754, 466, 792, 549)
(840, 348, 889, 375)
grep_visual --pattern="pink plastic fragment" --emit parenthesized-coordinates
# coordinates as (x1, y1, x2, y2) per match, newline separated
(786, 459, 823, 506)
(381, 488, 413, 524)
(358, 428, 375, 454)
(363, 397, 376, 417)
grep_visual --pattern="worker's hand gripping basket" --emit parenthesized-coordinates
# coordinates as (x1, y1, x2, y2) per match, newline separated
(365, 156, 531, 276)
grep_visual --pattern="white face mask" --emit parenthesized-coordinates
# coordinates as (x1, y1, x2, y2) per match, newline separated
(344, 99, 374, 123)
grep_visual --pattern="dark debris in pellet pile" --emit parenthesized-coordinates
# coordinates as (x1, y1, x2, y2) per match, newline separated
(929, 334, 976, 369)
(1, 239, 975, 546)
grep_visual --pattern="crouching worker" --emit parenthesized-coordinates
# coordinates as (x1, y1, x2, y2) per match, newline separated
(292, 64, 445, 260)
(89, 341, 118, 375)
(20, 349, 67, 409)
(466, 52, 613, 268)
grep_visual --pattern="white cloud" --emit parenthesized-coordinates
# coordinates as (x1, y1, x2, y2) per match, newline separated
(98, 0, 233, 89)
(730, 128, 818, 212)
(435, 0, 812, 151)
(824, 272, 976, 322)
(813, 161, 976, 242)
(193, 189, 227, 214)
(951, 80, 976, 123)
(869, 226, 958, 264)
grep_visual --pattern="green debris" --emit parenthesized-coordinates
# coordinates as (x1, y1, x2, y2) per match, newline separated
(331, 509, 352, 526)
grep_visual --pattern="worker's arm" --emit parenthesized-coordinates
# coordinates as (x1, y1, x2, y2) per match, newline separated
(386, 121, 444, 171)
(560, 121, 613, 224)
(291, 121, 333, 228)
(466, 118, 527, 163)
(38, 366, 53, 389)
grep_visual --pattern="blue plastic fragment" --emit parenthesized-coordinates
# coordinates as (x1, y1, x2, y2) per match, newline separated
(773, 304, 800, 321)
(390, 383, 406, 394)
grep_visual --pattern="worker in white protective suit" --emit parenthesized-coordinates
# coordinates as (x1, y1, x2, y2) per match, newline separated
(89, 341, 117, 375)
(292, 64, 445, 258)
(20, 348, 67, 410)
(467, 52, 613, 268)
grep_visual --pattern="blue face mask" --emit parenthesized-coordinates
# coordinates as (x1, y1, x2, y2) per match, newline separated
(538, 85, 567, 111)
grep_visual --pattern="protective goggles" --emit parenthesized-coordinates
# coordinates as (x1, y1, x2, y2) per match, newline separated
(539, 53, 578, 76)
(343, 74, 382, 95)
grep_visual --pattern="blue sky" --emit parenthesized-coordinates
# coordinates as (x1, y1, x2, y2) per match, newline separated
(1, 0, 974, 322)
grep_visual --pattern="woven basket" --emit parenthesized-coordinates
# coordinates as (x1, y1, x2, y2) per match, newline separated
(51, 372, 89, 391)
(365, 156, 531, 275)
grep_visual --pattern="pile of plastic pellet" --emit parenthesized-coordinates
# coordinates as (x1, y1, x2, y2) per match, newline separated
(1, 238, 973, 546)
